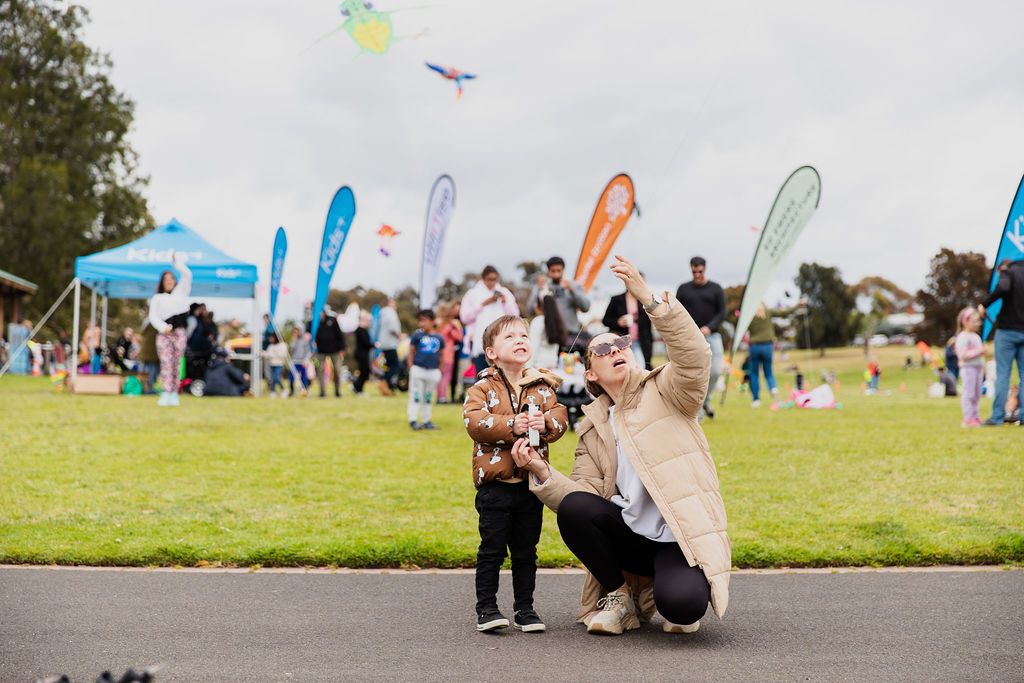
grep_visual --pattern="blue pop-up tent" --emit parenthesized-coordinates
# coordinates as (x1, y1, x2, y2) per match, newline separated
(71, 218, 263, 394)
(76, 218, 258, 298)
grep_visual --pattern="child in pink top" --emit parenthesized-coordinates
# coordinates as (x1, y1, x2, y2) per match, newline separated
(955, 307, 986, 427)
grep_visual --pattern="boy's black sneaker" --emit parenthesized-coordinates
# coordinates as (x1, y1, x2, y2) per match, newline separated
(421, 421, 440, 430)
(476, 608, 510, 632)
(513, 609, 546, 633)
(409, 421, 420, 430)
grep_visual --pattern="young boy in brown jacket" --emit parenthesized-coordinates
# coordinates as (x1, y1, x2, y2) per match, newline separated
(464, 314, 569, 633)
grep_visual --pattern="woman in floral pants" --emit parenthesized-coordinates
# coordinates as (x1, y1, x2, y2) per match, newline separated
(147, 251, 192, 406)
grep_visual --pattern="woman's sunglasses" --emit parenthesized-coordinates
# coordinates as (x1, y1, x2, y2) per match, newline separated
(590, 335, 632, 357)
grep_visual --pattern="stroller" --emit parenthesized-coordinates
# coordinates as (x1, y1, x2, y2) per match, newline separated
(181, 349, 213, 396)
(551, 350, 592, 431)
(181, 322, 216, 396)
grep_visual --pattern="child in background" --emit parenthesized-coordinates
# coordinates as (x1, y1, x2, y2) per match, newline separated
(944, 337, 960, 380)
(865, 358, 881, 395)
(437, 303, 464, 404)
(1006, 384, 1021, 423)
(289, 324, 312, 397)
(353, 311, 374, 396)
(408, 309, 445, 430)
(955, 307, 986, 427)
(263, 332, 288, 397)
(463, 315, 568, 634)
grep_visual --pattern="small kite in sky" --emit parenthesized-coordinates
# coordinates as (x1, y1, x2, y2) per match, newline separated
(339, 0, 394, 54)
(306, 2, 430, 57)
(425, 62, 477, 99)
(377, 224, 400, 257)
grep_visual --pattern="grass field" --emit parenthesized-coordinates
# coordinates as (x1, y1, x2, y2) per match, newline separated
(1, 346, 1021, 569)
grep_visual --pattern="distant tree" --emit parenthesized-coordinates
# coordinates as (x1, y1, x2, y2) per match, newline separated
(325, 284, 432, 336)
(0, 0, 152, 334)
(516, 260, 543, 285)
(793, 263, 859, 353)
(850, 275, 914, 335)
(912, 248, 989, 345)
(326, 286, 388, 314)
(434, 273, 477, 306)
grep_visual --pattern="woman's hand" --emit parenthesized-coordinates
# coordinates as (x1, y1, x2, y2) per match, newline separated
(609, 255, 653, 307)
(510, 438, 550, 482)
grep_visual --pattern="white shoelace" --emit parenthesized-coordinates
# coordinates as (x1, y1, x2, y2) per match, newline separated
(597, 592, 626, 611)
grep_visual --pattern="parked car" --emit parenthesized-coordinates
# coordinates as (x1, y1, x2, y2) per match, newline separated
(869, 334, 889, 347)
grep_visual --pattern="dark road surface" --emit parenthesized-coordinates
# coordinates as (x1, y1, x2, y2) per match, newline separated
(2, 567, 1022, 682)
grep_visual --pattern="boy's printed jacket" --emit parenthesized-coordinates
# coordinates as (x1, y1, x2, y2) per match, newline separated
(464, 367, 569, 487)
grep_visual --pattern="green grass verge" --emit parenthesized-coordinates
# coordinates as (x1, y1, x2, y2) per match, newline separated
(1, 346, 1021, 568)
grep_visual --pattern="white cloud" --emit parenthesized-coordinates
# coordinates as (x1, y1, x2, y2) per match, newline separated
(80, 0, 1024, 321)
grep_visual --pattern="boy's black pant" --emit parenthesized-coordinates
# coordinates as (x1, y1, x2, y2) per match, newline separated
(475, 480, 543, 613)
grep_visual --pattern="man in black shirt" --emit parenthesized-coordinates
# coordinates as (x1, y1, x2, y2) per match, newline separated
(314, 307, 346, 398)
(980, 258, 1024, 425)
(676, 256, 726, 417)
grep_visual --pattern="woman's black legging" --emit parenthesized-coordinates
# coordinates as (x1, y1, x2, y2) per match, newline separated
(557, 491, 711, 625)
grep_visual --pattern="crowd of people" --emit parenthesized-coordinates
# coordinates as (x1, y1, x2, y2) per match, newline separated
(11, 248, 1019, 430)
(181, 253, 736, 425)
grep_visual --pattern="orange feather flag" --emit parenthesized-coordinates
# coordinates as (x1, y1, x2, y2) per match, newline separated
(574, 174, 636, 292)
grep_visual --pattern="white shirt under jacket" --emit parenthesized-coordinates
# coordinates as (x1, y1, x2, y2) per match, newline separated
(608, 406, 676, 542)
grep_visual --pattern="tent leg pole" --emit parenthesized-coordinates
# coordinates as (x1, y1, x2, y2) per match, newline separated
(101, 296, 108, 350)
(252, 288, 261, 397)
(0, 278, 77, 378)
(71, 279, 80, 391)
(90, 289, 97, 327)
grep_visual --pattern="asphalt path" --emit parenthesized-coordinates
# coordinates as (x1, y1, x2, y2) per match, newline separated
(2, 567, 1022, 682)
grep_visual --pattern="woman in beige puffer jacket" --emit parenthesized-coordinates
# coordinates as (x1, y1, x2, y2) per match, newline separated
(510, 255, 731, 635)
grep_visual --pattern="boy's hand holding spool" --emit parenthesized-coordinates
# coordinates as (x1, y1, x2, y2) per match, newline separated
(527, 405, 546, 445)
(512, 413, 529, 436)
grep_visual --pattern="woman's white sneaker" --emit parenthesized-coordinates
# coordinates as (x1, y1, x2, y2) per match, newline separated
(587, 589, 640, 635)
(663, 620, 700, 634)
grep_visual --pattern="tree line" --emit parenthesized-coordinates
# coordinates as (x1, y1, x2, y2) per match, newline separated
(1, 0, 152, 334)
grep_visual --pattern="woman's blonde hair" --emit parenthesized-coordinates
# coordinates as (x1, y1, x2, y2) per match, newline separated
(582, 345, 605, 397)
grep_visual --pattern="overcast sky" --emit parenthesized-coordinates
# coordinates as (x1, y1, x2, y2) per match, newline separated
(80, 0, 1024, 320)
